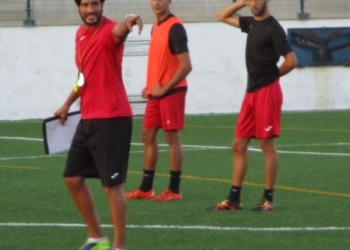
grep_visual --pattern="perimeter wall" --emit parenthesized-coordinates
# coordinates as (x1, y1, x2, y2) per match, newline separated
(0, 19, 349, 120)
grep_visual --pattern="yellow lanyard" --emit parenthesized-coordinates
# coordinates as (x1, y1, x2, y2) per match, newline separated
(77, 22, 102, 72)
(74, 22, 102, 92)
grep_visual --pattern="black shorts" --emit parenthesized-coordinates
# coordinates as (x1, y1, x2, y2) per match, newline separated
(63, 117, 132, 187)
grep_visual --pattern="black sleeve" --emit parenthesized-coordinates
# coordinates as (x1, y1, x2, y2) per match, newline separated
(272, 21, 293, 56)
(168, 23, 189, 55)
(239, 16, 253, 33)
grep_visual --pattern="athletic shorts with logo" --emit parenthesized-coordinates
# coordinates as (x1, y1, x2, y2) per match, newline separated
(63, 117, 132, 187)
(235, 79, 282, 139)
(143, 91, 186, 131)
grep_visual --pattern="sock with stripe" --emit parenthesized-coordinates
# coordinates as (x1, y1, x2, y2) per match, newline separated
(139, 170, 155, 192)
(263, 189, 274, 202)
(227, 185, 241, 203)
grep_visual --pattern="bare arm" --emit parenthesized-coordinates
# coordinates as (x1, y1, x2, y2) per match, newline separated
(112, 15, 143, 43)
(152, 52, 192, 98)
(217, 0, 250, 27)
(278, 51, 298, 77)
(54, 90, 80, 125)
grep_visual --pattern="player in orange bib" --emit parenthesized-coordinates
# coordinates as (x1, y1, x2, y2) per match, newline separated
(125, 0, 192, 202)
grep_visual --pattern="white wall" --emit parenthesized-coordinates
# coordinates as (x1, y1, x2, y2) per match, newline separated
(0, 19, 349, 120)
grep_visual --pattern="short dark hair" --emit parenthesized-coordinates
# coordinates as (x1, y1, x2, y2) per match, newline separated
(74, 0, 105, 5)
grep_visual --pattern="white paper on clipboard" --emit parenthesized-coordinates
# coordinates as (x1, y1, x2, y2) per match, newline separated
(42, 111, 80, 155)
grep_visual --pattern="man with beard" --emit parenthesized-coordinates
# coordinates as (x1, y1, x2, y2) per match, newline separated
(208, 0, 297, 211)
(54, 0, 142, 249)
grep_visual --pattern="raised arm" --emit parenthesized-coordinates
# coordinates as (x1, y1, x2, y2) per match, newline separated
(112, 14, 143, 44)
(217, 0, 250, 27)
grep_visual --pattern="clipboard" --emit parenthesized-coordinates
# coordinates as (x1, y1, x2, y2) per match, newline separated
(42, 111, 81, 155)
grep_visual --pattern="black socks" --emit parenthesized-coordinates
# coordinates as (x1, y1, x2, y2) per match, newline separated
(168, 170, 181, 193)
(263, 189, 274, 202)
(139, 170, 155, 192)
(227, 186, 274, 203)
(228, 185, 241, 203)
(139, 170, 182, 194)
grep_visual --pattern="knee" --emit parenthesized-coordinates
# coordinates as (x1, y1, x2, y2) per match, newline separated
(103, 184, 124, 198)
(63, 177, 84, 190)
(232, 139, 247, 154)
(259, 139, 276, 153)
(141, 130, 147, 142)
(141, 129, 156, 144)
(164, 131, 180, 145)
(232, 142, 241, 154)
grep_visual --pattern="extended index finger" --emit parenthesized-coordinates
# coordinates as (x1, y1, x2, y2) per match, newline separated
(136, 16, 143, 34)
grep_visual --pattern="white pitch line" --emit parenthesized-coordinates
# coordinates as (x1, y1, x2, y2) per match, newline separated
(278, 142, 350, 147)
(1, 138, 350, 162)
(151, 144, 350, 156)
(1, 148, 350, 161)
(276, 150, 350, 156)
(2, 136, 350, 148)
(0, 136, 43, 142)
(248, 147, 350, 156)
(0, 223, 350, 232)
(0, 155, 64, 161)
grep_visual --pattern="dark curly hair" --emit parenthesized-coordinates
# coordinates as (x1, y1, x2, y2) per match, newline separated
(74, 0, 105, 5)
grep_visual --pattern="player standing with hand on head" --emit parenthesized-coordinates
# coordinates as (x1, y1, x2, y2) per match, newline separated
(54, 0, 142, 249)
(125, 0, 192, 201)
(208, 0, 297, 211)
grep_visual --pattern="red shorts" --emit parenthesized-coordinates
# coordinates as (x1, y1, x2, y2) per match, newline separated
(143, 91, 186, 131)
(235, 79, 283, 139)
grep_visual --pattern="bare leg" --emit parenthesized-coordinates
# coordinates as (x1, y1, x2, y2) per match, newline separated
(259, 138, 278, 189)
(64, 177, 103, 238)
(164, 130, 182, 171)
(142, 128, 159, 171)
(104, 185, 126, 249)
(231, 137, 250, 186)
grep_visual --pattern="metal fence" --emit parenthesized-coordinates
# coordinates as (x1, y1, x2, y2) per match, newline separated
(0, 0, 349, 27)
